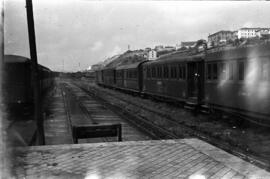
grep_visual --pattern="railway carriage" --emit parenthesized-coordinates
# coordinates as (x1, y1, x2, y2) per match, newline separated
(39, 65, 53, 92)
(95, 70, 103, 85)
(115, 61, 147, 92)
(115, 66, 124, 88)
(204, 43, 270, 122)
(95, 42, 270, 125)
(101, 67, 116, 87)
(3, 55, 54, 112)
(142, 52, 205, 104)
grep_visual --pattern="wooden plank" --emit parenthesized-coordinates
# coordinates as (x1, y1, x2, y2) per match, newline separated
(72, 123, 122, 143)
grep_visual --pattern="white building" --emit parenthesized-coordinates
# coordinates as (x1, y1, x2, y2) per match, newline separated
(237, 28, 270, 39)
(147, 50, 157, 60)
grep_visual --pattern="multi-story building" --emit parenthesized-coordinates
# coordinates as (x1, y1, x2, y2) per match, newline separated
(147, 50, 157, 60)
(237, 28, 270, 39)
(208, 30, 237, 47)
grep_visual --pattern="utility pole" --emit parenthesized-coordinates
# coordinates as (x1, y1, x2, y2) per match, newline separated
(25, 0, 45, 145)
(0, 1, 6, 177)
(1, 0, 3, 67)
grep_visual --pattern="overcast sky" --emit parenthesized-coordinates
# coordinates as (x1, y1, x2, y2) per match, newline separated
(4, 0, 270, 72)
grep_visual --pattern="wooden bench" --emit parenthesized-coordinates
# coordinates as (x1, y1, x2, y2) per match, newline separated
(72, 123, 122, 144)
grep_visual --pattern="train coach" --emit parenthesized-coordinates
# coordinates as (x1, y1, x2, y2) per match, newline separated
(115, 61, 147, 92)
(142, 51, 204, 105)
(96, 42, 270, 125)
(205, 43, 270, 122)
(3, 55, 54, 112)
(100, 67, 115, 87)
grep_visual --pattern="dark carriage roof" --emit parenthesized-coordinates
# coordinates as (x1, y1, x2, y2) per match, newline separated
(4, 54, 52, 71)
(144, 50, 205, 66)
(206, 42, 270, 61)
(102, 66, 116, 71)
(116, 60, 148, 70)
(4, 54, 30, 63)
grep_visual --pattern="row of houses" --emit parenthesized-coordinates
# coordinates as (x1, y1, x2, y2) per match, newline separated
(208, 27, 270, 47)
(146, 27, 270, 60)
(90, 27, 270, 70)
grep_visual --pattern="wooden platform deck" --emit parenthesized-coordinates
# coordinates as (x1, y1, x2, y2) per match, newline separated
(12, 138, 270, 178)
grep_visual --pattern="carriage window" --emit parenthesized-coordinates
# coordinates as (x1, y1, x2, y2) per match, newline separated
(128, 71, 131, 78)
(238, 61, 245, 81)
(147, 67, 151, 78)
(213, 63, 218, 79)
(183, 66, 186, 79)
(212, 63, 218, 80)
(170, 66, 173, 78)
(152, 67, 156, 78)
(229, 62, 233, 80)
(207, 64, 212, 80)
(261, 60, 268, 81)
(178, 65, 186, 79)
(171, 66, 177, 79)
(175, 66, 178, 78)
(163, 65, 169, 78)
(157, 66, 162, 78)
(179, 65, 182, 79)
(219, 63, 226, 80)
(134, 70, 137, 78)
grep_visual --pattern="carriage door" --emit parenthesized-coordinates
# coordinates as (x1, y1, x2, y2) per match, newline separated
(187, 61, 204, 102)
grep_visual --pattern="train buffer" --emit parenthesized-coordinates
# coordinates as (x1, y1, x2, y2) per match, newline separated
(72, 123, 122, 144)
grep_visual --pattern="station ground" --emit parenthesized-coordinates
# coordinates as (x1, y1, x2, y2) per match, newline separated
(10, 79, 270, 178)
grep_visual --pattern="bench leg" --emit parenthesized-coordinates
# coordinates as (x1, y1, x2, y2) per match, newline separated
(117, 125, 122, 142)
(73, 127, 78, 144)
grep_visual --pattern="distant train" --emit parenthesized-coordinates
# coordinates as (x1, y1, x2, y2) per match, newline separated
(96, 42, 270, 125)
(3, 55, 55, 112)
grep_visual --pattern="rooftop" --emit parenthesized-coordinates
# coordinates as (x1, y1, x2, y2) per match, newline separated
(208, 30, 234, 37)
(240, 27, 270, 30)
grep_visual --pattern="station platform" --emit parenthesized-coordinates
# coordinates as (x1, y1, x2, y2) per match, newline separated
(12, 138, 270, 178)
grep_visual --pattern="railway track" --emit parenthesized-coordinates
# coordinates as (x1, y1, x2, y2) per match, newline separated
(60, 82, 152, 143)
(73, 79, 270, 171)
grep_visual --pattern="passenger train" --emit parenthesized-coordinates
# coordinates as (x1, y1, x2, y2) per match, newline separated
(3, 55, 55, 112)
(96, 42, 270, 125)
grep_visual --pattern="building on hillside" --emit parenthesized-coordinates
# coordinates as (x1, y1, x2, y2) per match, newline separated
(147, 50, 157, 60)
(91, 63, 103, 70)
(154, 45, 164, 51)
(176, 41, 197, 50)
(255, 28, 270, 39)
(208, 30, 237, 47)
(164, 46, 176, 51)
(237, 28, 270, 39)
(144, 47, 151, 52)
